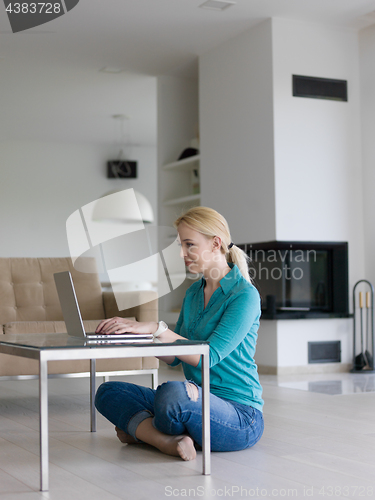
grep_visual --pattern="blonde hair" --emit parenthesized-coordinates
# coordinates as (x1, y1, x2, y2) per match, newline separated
(174, 206, 252, 283)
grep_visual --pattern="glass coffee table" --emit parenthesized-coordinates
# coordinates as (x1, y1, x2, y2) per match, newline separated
(0, 333, 211, 491)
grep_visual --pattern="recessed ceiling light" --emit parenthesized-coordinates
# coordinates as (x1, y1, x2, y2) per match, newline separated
(99, 67, 125, 74)
(199, 0, 236, 11)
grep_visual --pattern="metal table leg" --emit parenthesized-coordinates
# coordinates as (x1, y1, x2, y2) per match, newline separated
(152, 368, 158, 390)
(201, 350, 211, 475)
(39, 355, 49, 491)
(90, 359, 96, 432)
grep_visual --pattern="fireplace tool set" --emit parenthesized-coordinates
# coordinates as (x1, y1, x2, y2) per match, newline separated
(351, 280, 375, 373)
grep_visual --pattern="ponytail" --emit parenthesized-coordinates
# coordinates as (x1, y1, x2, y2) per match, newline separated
(226, 243, 252, 283)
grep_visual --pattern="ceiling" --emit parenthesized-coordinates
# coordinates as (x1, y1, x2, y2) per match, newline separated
(1, 0, 375, 146)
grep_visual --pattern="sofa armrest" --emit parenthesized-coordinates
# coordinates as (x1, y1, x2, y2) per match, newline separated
(102, 290, 158, 323)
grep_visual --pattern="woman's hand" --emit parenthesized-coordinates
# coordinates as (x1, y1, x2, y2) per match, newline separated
(95, 317, 158, 335)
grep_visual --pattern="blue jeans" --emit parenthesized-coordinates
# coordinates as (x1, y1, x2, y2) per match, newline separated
(95, 380, 264, 452)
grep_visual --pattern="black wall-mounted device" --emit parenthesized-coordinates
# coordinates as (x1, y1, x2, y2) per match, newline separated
(107, 160, 137, 179)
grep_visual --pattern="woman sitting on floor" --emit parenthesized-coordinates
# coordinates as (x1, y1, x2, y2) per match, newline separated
(94, 206, 264, 461)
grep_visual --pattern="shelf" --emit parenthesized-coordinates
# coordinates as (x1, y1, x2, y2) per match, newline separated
(163, 193, 200, 206)
(163, 155, 200, 171)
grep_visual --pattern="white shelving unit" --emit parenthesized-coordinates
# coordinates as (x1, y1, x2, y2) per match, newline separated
(159, 154, 201, 326)
(162, 154, 200, 171)
(162, 155, 200, 207)
(163, 193, 200, 206)
(161, 155, 201, 326)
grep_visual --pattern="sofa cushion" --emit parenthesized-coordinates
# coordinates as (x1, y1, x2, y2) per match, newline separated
(0, 257, 105, 325)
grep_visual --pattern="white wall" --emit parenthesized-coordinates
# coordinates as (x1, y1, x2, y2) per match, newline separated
(272, 18, 365, 291)
(257, 319, 352, 372)
(199, 19, 276, 245)
(0, 141, 157, 281)
(276, 319, 352, 368)
(359, 24, 375, 288)
(199, 18, 362, 373)
(271, 19, 363, 371)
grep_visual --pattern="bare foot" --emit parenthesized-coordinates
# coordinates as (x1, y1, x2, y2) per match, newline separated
(135, 417, 196, 461)
(115, 426, 138, 444)
(176, 436, 197, 461)
(157, 434, 196, 461)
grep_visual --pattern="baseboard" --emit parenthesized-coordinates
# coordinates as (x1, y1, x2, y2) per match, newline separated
(258, 363, 352, 376)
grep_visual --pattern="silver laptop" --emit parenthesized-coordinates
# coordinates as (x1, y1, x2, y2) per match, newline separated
(54, 271, 153, 343)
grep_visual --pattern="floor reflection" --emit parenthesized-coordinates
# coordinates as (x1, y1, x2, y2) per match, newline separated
(277, 373, 375, 395)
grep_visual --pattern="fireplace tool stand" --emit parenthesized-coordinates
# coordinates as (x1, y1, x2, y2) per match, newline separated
(351, 280, 375, 373)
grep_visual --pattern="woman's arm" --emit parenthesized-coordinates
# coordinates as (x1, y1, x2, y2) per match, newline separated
(156, 328, 200, 367)
(195, 287, 260, 370)
(95, 317, 200, 367)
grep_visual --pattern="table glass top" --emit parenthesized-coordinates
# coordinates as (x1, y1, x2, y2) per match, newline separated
(0, 333, 207, 350)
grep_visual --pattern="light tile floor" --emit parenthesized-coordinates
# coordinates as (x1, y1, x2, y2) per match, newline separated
(0, 365, 374, 499)
(276, 372, 375, 395)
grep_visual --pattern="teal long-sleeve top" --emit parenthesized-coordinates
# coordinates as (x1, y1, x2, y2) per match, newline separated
(170, 263, 264, 412)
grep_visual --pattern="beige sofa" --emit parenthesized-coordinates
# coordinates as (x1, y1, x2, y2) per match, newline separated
(0, 257, 159, 386)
